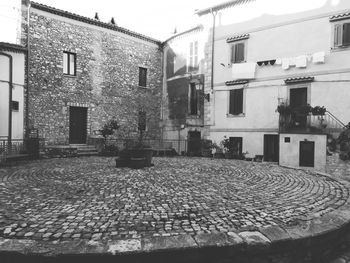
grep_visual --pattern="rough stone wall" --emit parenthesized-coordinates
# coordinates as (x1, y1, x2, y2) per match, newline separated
(26, 9, 162, 144)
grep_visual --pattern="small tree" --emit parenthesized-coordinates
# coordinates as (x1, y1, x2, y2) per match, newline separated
(101, 119, 120, 139)
(337, 122, 350, 160)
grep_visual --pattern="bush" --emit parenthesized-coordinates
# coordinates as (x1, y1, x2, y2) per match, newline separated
(101, 119, 120, 138)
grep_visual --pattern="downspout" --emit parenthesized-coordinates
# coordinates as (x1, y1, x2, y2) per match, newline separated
(25, 1, 31, 136)
(0, 52, 13, 146)
(210, 9, 217, 126)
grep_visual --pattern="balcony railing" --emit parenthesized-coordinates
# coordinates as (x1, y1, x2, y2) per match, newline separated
(279, 110, 346, 134)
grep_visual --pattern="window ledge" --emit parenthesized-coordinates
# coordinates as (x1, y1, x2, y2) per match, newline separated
(227, 113, 245, 118)
(63, 74, 77, 78)
(138, 85, 151, 89)
(331, 45, 350, 52)
(187, 115, 201, 119)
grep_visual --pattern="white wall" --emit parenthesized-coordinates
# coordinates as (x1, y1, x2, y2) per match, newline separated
(210, 131, 278, 158)
(0, 51, 25, 139)
(279, 133, 327, 172)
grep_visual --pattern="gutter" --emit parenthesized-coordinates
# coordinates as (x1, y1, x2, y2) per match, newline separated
(26, 1, 31, 136)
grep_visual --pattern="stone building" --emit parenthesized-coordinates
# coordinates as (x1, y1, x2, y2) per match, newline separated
(21, 1, 163, 145)
(161, 26, 210, 155)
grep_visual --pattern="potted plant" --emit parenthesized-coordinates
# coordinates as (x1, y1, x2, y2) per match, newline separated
(311, 106, 327, 116)
(212, 143, 224, 159)
(201, 139, 216, 158)
(220, 136, 234, 159)
(276, 103, 292, 115)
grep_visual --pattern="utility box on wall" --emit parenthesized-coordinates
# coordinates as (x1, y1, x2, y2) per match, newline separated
(279, 133, 327, 172)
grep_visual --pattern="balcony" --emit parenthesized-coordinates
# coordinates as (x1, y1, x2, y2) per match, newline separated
(277, 104, 346, 134)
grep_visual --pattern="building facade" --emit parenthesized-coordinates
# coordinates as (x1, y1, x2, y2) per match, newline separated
(0, 42, 26, 141)
(21, 1, 163, 145)
(161, 26, 212, 154)
(191, 0, 350, 168)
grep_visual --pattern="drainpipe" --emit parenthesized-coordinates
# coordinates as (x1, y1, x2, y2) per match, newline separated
(210, 9, 217, 127)
(25, 1, 31, 136)
(0, 52, 13, 147)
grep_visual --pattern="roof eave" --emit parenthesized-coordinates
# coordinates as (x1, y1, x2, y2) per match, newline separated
(30, 2, 161, 46)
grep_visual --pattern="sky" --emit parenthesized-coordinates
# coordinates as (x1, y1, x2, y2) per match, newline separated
(0, 0, 342, 43)
(0, 0, 221, 42)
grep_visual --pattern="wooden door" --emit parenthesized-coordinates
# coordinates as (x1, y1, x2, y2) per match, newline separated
(187, 131, 201, 156)
(299, 141, 315, 167)
(264, 135, 279, 162)
(69, 107, 87, 144)
(290, 88, 307, 127)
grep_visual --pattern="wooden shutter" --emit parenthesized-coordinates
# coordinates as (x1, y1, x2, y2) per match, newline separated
(139, 67, 147, 87)
(229, 90, 235, 114)
(63, 52, 68, 74)
(234, 88, 243, 114)
(229, 89, 243, 115)
(334, 24, 342, 47)
(230, 45, 236, 63)
(69, 53, 76, 75)
(235, 43, 245, 63)
(189, 83, 198, 115)
(343, 23, 350, 46)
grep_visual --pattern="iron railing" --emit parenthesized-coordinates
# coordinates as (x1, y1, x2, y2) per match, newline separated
(0, 137, 43, 162)
(105, 138, 190, 155)
(279, 111, 346, 134)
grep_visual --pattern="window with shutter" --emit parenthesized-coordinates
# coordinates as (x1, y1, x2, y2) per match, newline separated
(188, 41, 199, 71)
(189, 83, 198, 115)
(230, 42, 246, 63)
(229, 88, 244, 115)
(63, 51, 76, 76)
(333, 22, 350, 48)
(343, 23, 350, 46)
(138, 67, 147, 87)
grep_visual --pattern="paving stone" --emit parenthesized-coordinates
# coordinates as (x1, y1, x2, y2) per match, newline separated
(0, 156, 348, 248)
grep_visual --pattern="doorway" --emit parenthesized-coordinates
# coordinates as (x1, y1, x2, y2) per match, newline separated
(290, 87, 308, 127)
(264, 135, 279, 162)
(187, 131, 201, 156)
(299, 141, 315, 167)
(69, 107, 87, 144)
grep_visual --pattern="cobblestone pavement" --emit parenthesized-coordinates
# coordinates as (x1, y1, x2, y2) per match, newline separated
(325, 153, 350, 263)
(0, 156, 348, 244)
(327, 153, 350, 180)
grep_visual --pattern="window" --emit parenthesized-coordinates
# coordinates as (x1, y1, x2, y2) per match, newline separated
(334, 22, 350, 47)
(11, 101, 19, 111)
(139, 67, 147, 87)
(63, 51, 76, 76)
(189, 83, 198, 115)
(188, 41, 198, 71)
(231, 42, 245, 63)
(229, 88, 244, 115)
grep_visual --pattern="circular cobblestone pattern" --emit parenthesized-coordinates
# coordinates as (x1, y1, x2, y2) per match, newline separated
(0, 157, 348, 242)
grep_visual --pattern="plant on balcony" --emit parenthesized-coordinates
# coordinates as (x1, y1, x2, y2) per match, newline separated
(294, 104, 312, 115)
(311, 106, 327, 116)
(337, 122, 350, 160)
(276, 103, 292, 115)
